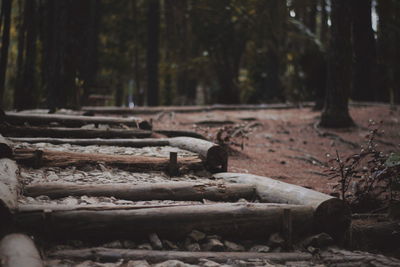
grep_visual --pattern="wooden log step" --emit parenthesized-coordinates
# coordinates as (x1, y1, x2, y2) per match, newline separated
(48, 248, 312, 264)
(0, 234, 43, 267)
(14, 203, 314, 240)
(3, 112, 149, 129)
(23, 182, 256, 201)
(14, 148, 202, 172)
(213, 173, 351, 241)
(0, 125, 152, 139)
(155, 130, 207, 140)
(10, 137, 228, 172)
(0, 159, 19, 213)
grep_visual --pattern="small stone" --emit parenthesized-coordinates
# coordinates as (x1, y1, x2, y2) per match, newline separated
(249, 245, 270, 253)
(122, 240, 136, 248)
(185, 243, 201, 252)
(199, 259, 221, 267)
(47, 173, 58, 181)
(138, 243, 153, 250)
(126, 260, 151, 267)
(307, 246, 318, 254)
(36, 195, 50, 201)
(154, 260, 196, 267)
(302, 233, 334, 248)
(149, 233, 163, 250)
(189, 230, 206, 242)
(61, 197, 79, 205)
(103, 240, 122, 248)
(268, 233, 285, 248)
(115, 199, 133, 205)
(201, 239, 224, 251)
(163, 240, 179, 250)
(80, 195, 97, 204)
(223, 240, 245, 252)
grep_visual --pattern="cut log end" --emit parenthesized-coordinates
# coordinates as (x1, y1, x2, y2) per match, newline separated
(0, 234, 43, 267)
(314, 198, 351, 241)
(206, 146, 228, 172)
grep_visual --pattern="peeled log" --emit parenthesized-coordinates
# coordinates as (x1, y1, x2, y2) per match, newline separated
(0, 134, 13, 158)
(4, 112, 145, 128)
(0, 234, 43, 267)
(14, 203, 314, 240)
(0, 159, 19, 212)
(24, 182, 256, 201)
(9, 137, 227, 173)
(169, 137, 228, 172)
(213, 173, 351, 240)
(0, 125, 152, 139)
(48, 248, 312, 264)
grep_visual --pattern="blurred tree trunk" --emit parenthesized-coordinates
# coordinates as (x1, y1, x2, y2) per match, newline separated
(319, 0, 329, 46)
(319, 0, 354, 128)
(0, 0, 12, 107)
(350, 0, 378, 102)
(132, 0, 143, 106)
(146, 0, 160, 106)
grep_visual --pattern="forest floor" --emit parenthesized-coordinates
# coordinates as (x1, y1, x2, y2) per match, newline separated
(146, 104, 400, 195)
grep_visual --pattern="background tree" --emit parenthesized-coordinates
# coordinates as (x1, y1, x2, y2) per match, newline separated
(0, 0, 12, 107)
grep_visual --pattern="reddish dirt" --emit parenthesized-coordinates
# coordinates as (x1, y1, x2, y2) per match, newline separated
(146, 105, 400, 194)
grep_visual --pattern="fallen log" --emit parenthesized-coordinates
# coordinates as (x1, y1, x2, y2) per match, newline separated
(14, 148, 203, 172)
(213, 173, 351, 240)
(0, 159, 19, 212)
(0, 134, 13, 158)
(14, 203, 314, 240)
(155, 130, 207, 140)
(48, 248, 312, 264)
(0, 234, 43, 267)
(0, 125, 152, 139)
(169, 137, 228, 172)
(23, 182, 255, 201)
(4, 112, 147, 129)
(10, 137, 227, 172)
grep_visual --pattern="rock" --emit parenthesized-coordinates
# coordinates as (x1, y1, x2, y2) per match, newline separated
(149, 233, 163, 250)
(80, 195, 97, 204)
(163, 240, 179, 250)
(199, 259, 221, 267)
(47, 173, 59, 181)
(201, 239, 224, 251)
(61, 197, 79, 205)
(122, 240, 136, 249)
(103, 240, 123, 248)
(154, 260, 196, 267)
(268, 233, 285, 248)
(206, 235, 221, 240)
(126, 260, 151, 267)
(188, 230, 206, 242)
(302, 233, 334, 248)
(36, 195, 50, 201)
(185, 243, 201, 252)
(138, 243, 153, 250)
(249, 245, 270, 253)
(223, 241, 245, 252)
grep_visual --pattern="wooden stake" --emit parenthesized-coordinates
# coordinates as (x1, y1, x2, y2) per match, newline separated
(282, 208, 293, 250)
(168, 152, 178, 176)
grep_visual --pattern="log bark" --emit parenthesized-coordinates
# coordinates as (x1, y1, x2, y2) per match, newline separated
(14, 148, 202, 172)
(3, 112, 146, 128)
(24, 182, 256, 201)
(169, 137, 228, 172)
(14, 203, 314, 240)
(0, 159, 19, 212)
(0, 234, 43, 267)
(213, 173, 351, 240)
(48, 248, 312, 264)
(0, 134, 13, 158)
(0, 125, 152, 139)
(48, 247, 400, 266)
(10, 137, 227, 173)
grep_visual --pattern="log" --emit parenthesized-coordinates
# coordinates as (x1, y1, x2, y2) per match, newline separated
(23, 182, 256, 201)
(0, 159, 19, 212)
(14, 203, 314, 240)
(48, 248, 312, 264)
(169, 137, 228, 172)
(14, 148, 203, 172)
(0, 134, 13, 158)
(0, 125, 152, 139)
(0, 234, 43, 267)
(213, 173, 351, 240)
(10, 137, 227, 172)
(4, 112, 146, 129)
(155, 130, 207, 140)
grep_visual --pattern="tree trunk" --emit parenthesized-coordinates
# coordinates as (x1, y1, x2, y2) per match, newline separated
(0, 234, 43, 267)
(319, 0, 354, 128)
(146, 0, 160, 106)
(0, 125, 152, 139)
(0, 0, 12, 106)
(14, 203, 314, 240)
(24, 182, 255, 202)
(350, 0, 378, 102)
(213, 173, 351, 241)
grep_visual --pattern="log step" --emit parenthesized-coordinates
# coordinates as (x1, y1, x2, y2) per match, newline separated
(14, 203, 314, 241)
(23, 182, 256, 202)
